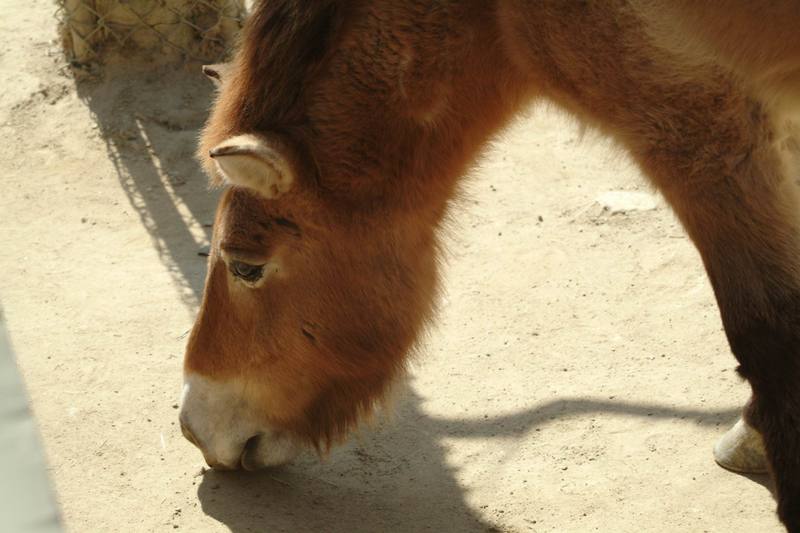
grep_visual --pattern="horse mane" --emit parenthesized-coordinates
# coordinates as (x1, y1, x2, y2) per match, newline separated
(229, 0, 351, 133)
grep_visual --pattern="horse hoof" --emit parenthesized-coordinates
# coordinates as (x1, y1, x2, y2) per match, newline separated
(713, 418, 768, 474)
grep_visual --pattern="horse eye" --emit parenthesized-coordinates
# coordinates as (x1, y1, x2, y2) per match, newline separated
(228, 260, 264, 283)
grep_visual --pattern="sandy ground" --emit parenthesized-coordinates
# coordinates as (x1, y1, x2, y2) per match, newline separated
(0, 1, 785, 532)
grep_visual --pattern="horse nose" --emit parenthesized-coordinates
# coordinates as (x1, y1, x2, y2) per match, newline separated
(204, 457, 238, 471)
(179, 373, 298, 469)
(179, 415, 257, 470)
(179, 418, 201, 448)
(180, 420, 236, 469)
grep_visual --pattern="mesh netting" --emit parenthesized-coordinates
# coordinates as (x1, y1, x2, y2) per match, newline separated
(56, 0, 247, 65)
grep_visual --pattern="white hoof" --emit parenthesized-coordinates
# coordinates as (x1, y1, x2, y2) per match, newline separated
(714, 418, 768, 474)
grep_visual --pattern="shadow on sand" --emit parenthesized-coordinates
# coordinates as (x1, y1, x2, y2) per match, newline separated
(195, 388, 747, 533)
(75, 63, 221, 306)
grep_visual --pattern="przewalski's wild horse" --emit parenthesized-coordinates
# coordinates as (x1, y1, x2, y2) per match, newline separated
(179, 1, 800, 529)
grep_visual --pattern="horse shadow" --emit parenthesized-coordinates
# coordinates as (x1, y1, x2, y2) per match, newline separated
(195, 384, 755, 533)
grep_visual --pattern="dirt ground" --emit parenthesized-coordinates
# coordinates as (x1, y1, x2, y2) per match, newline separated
(0, 1, 784, 532)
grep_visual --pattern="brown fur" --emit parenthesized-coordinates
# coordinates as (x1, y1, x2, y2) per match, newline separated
(186, 1, 800, 528)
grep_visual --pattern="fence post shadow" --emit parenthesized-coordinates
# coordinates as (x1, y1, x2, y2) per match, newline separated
(73, 63, 221, 306)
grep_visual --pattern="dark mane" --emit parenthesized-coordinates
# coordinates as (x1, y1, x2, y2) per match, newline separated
(231, 0, 347, 132)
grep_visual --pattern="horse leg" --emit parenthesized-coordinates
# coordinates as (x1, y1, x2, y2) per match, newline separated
(499, 3, 800, 527)
(628, 92, 800, 531)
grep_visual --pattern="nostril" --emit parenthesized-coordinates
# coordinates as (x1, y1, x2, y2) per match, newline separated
(244, 434, 261, 453)
(240, 434, 262, 471)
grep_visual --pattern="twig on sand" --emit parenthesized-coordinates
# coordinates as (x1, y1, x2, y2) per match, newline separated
(311, 477, 339, 488)
(269, 475, 292, 487)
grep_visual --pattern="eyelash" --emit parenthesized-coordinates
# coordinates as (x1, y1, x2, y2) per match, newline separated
(228, 260, 265, 283)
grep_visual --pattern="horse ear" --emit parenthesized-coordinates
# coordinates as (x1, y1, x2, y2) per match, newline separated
(209, 135, 294, 199)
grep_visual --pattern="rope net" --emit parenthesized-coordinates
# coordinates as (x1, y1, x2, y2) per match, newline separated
(56, 0, 247, 65)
